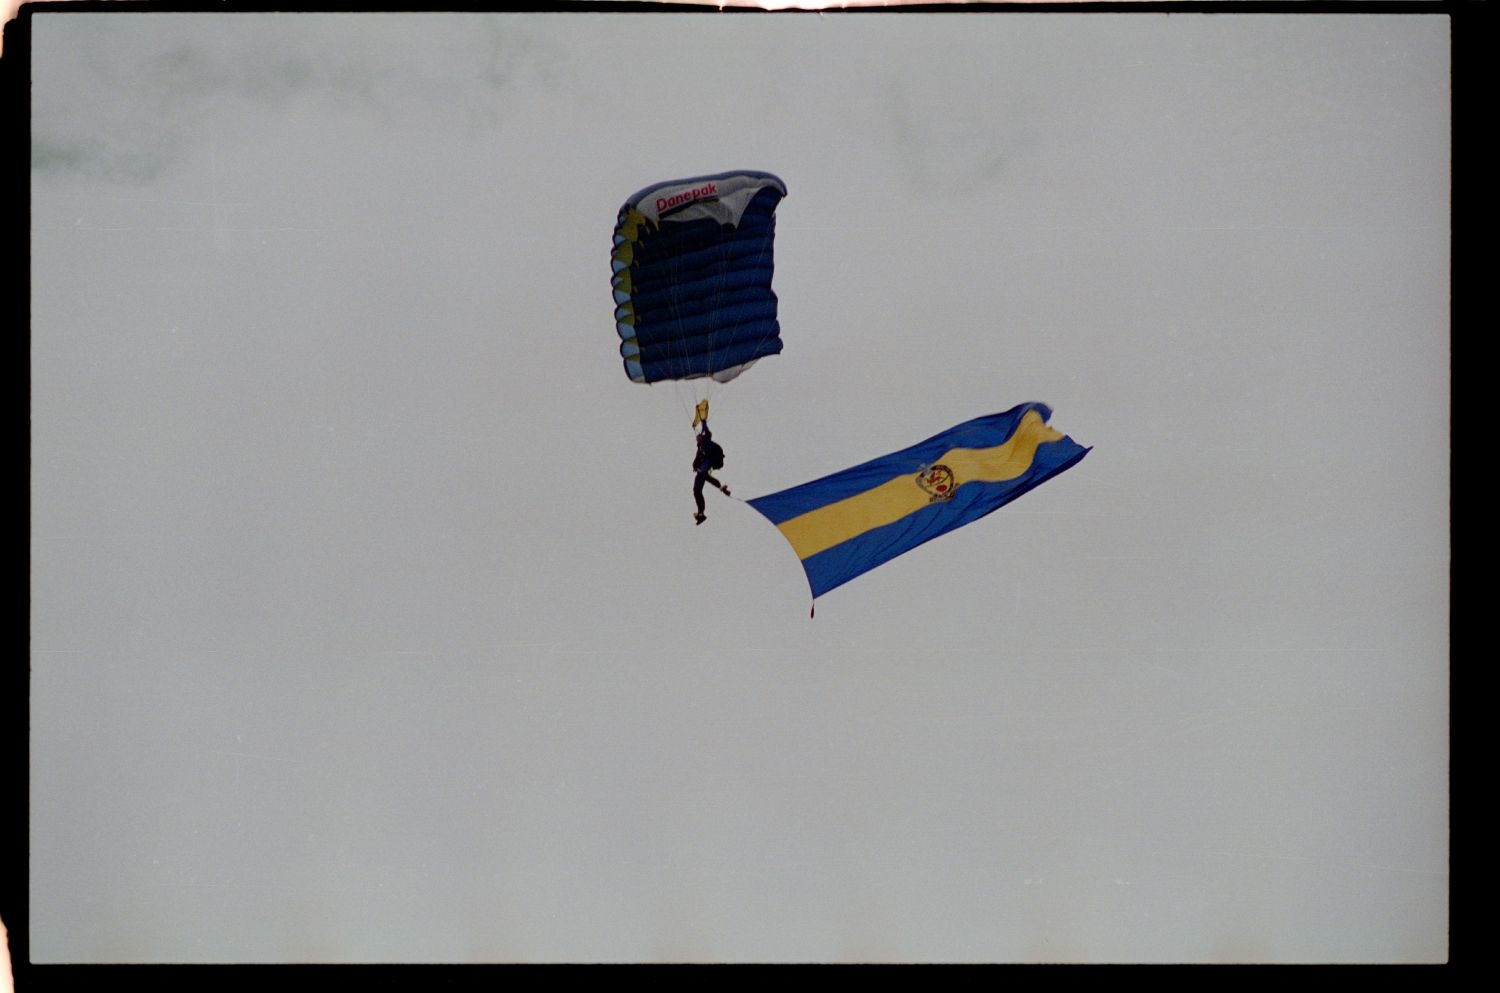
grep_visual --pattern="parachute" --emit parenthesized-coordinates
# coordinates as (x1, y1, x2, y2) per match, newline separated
(611, 170, 787, 385)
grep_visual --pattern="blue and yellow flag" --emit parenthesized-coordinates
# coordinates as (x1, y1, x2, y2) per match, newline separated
(747, 403, 1089, 599)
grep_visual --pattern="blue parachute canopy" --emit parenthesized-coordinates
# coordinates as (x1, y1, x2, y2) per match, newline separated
(611, 170, 787, 385)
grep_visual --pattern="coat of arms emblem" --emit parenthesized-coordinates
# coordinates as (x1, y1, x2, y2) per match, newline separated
(915, 463, 957, 502)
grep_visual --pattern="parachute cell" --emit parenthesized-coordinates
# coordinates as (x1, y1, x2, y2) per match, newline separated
(611, 170, 787, 385)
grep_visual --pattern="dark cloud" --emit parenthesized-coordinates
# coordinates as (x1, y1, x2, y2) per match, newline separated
(31, 14, 560, 184)
(883, 80, 1039, 192)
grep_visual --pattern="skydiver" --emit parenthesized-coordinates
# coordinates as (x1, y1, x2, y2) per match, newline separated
(692, 421, 730, 524)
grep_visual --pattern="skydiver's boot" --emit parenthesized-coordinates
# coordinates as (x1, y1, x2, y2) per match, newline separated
(694, 512, 706, 525)
(721, 486, 731, 497)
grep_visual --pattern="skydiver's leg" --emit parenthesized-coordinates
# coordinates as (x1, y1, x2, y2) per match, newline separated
(703, 472, 725, 493)
(694, 473, 708, 515)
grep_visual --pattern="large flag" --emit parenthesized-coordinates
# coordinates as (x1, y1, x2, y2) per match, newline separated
(747, 403, 1089, 600)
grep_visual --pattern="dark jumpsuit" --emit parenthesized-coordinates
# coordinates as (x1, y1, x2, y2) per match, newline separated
(693, 426, 727, 515)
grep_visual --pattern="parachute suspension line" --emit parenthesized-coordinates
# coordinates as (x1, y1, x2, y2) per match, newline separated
(667, 379, 695, 427)
(737, 209, 783, 395)
(678, 208, 720, 394)
(657, 230, 703, 431)
(695, 182, 780, 408)
(635, 203, 687, 417)
(695, 219, 731, 426)
(651, 221, 687, 428)
(675, 380, 699, 433)
(700, 371, 722, 425)
(614, 171, 787, 446)
(662, 239, 691, 410)
(667, 229, 720, 427)
(693, 199, 764, 429)
(674, 178, 771, 418)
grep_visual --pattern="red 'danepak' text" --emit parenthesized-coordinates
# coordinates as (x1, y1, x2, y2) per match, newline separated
(656, 182, 718, 213)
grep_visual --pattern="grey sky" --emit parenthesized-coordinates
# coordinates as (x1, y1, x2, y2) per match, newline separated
(30, 11, 1448, 963)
